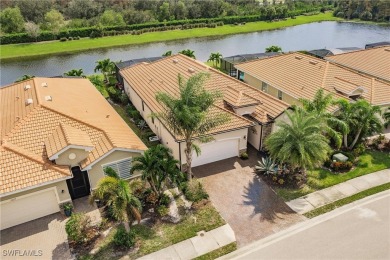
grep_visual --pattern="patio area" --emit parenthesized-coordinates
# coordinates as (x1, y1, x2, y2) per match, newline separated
(193, 146, 306, 247)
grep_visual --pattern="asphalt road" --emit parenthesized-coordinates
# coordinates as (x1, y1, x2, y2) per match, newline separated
(223, 191, 390, 260)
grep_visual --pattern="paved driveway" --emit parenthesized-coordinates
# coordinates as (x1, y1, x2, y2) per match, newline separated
(193, 147, 305, 247)
(0, 213, 71, 259)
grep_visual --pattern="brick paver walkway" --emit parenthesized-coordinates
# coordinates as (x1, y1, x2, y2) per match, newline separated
(287, 169, 390, 214)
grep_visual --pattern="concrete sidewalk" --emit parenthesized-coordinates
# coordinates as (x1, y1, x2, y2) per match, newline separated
(287, 169, 390, 214)
(135, 224, 235, 260)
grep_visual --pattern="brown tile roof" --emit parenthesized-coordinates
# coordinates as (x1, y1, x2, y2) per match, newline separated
(0, 78, 146, 195)
(326, 47, 390, 82)
(45, 123, 93, 158)
(120, 54, 289, 137)
(235, 52, 390, 106)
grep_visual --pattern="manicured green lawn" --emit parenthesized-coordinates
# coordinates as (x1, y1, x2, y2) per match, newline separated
(83, 204, 225, 260)
(304, 182, 390, 218)
(276, 151, 390, 201)
(0, 13, 340, 61)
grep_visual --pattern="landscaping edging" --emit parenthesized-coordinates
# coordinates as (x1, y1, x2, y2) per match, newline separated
(135, 224, 236, 260)
(286, 169, 390, 214)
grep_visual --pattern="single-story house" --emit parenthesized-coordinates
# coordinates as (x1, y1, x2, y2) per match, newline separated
(307, 47, 361, 59)
(220, 52, 281, 77)
(234, 52, 390, 108)
(0, 78, 147, 230)
(325, 46, 390, 82)
(120, 54, 290, 169)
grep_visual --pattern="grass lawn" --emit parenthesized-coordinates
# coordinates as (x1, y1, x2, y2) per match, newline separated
(304, 183, 390, 219)
(194, 242, 237, 260)
(0, 13, 340, 61)
(276, 150, 390, 201)
(83, 204, 226, 259)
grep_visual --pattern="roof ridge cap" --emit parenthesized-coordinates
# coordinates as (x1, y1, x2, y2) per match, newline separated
(32, 77, 42, 105)
(2, 141, 70, 176)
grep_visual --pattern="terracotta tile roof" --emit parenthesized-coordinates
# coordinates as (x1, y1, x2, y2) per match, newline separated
(120, 54, 289, 137)
(45, 123, 93, 158)
(326, 47, 390, 82)
(235, 52, 390, 106)
(0, 78, 146, 195)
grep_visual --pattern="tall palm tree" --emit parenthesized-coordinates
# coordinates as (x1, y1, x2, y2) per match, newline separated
(131, 145, 182, 197)
(90, 168, 141, 232)
(162, 50, 172, 56)
(207, 53, 215, 65)
(298, 89, 347, 148)
(383, 107, 390, 128)
(179, 49, 196, 59)
(207, 52, 223, 67)
(94, 58, 115, 82)
(336, 99, 383, 149)
(153, 72, 229, 180)
(265, 109, 331, 173)
(64, 69, 85, 77)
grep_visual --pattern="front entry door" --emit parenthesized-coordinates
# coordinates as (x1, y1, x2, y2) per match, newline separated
(67, 167, 91, 199)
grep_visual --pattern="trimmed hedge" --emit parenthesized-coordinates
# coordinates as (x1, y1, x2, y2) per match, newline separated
(0, 7, 327, 45)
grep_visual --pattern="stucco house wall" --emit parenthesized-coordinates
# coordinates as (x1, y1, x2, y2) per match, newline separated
(55, 148, 89, 167)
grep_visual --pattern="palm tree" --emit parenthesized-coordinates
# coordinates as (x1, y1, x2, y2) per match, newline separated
(383, 107, 390, 128)
(265, 109, 331, 174)
(179, 49, 196, 59)
(207, 53, 215, 65)
(131, 145, 182, 197)
(265, 45, 282, 53)
(64, 69, 85, 77)
(94, 58, 115, 82)
(14, 75, 35, 83)
(90, 168, 141, 232)
(336, 99, 383, 149)
(153, 72, 229, 180)
(298, 89, 347, 148)
(207, 52, 223, 67)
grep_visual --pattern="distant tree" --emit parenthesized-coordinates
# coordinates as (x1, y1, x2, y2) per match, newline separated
(265, 6, 276, 21)
(162, 50, 172, 56)
(16, 0, 52, 24)
(44, 9, 65, 35)
(179, 49, 196, 59)
(64, 69, 85, 77)
(158, 2, 171, 21)
(265, 45, 282, 52)
(65, 0, 102, 20)
(99, 10, 126, 26)
(174, 1, 188, 20)
(24, 22, 40, 41)
(0, 7, 25, 33)
(15, 75, 35, 83)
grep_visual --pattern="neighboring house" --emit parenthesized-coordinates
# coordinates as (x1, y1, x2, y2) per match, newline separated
(234, 52, 390, 108)
(220, 52, 281, 77)
(325, 46, 390, 82)
(0, 78, 147, 230)
(307, 47, 361, 59)
(365, 41, 390, 49)
(120, 54, 289, 169)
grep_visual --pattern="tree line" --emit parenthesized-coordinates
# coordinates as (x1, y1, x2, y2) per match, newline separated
(0, 0, 333, 34)
(333, 0, 390, 22)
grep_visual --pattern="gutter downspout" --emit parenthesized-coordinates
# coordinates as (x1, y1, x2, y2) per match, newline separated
(259, 124, 264, 151)
(178, 142, 182, 171)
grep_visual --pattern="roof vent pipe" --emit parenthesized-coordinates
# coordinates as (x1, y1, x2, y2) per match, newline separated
(25, 98, 33, 105)
(24, 85, 31, 90)
(41, 82, 48, 87)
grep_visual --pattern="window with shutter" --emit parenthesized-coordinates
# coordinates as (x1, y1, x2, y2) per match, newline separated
(102, 158, 132, 179)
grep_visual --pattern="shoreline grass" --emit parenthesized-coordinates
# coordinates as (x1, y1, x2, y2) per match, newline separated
(303, 183, 390, 218)
(0, 13, 340, 61)
(276, 151, 390, 201)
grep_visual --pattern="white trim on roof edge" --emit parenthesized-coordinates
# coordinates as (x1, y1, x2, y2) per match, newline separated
(0, 176, 71, 199)
(49, 144, 94, 160)
(81, 148, 144, 171)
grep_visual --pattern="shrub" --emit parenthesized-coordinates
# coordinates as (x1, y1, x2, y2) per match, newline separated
(59, 37, 67, 42)
(336, 11, 345, 18)
(128, 109, 141, 121)
(120, 93, 130, 105)
(145, 189, 159, 205)
(353, 143, 366, 157)
(107, 86, 121, 103)
(159, 193, 171, 206)
(240, 152, 249, 160)
(332, 161, 353, 172)
(65, 213, 91, 244)
(255, 157, 276, 176)
(68, 37, 73, 41)
(183, 179, 209, 202)
(113, 226, 135, 248)
(157, 205, 169, 217)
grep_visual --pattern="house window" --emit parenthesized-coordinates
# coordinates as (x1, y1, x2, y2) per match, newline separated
(278, 90, 283, 100)
(102, 158, 132, 179)
(261, 82, 268, 92)
(142, 101, 145, 111)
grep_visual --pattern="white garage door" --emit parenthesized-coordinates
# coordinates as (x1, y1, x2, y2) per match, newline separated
(1, 189, 60, 230)
(192, 139, 239, 167)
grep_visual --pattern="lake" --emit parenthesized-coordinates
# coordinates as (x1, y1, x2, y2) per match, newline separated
(1, 21, 389, 85)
